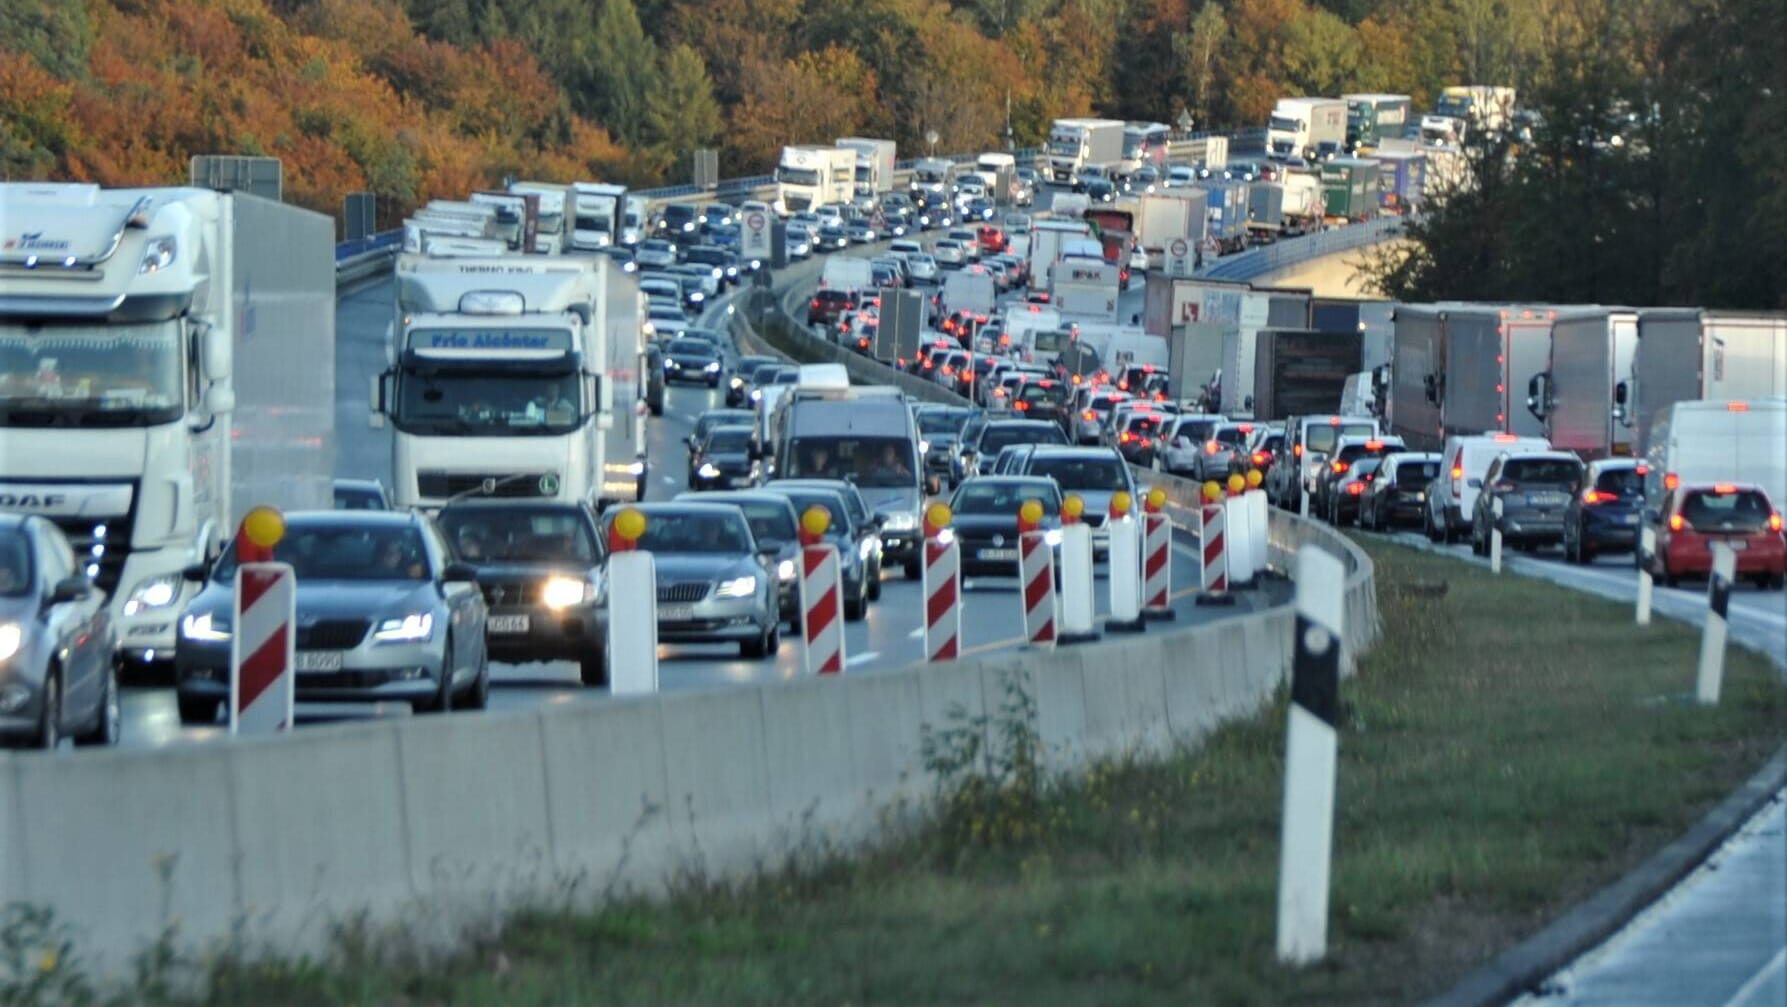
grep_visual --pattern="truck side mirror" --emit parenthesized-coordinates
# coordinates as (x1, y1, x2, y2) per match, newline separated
(1613, 380, 1630, 424)
(368, 371, 390, 429)
(200, 322, 231, 382)
(1526, 373, 1549, 420)
(1422, 373, 1438, 405)
(201, 384, 235, 416)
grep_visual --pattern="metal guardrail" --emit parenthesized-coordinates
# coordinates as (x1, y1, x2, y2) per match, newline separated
(334, 228, 403, 286)
(1196, 215, 1406, 282)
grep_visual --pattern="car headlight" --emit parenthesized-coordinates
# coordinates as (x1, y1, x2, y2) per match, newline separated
(777, 559, 796, 581)
(750, 259, 762, 269)
(373, 613, 433, 642)
(716, 575, 758, 598)
(665, 358, 680, 369)
(1044, 528, 1064, 547)
(690, 292, 705, 302)
(642, 321, 656, 337)
(180, 612, 231, 642)
(542, 576, 593, 610)
(919, 439, 931, 453)
(698, 463, 721, 478)
(729, 376, 745, 389)
(123, 574, 182, 616)
(750, 389, 763, 402)
(858, 537, 875, 559)
(704, 361, 721, 372)
(0, 623, 21, 663)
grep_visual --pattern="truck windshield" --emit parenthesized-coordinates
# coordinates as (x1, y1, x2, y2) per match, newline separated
(574, 211, 613, 233)
(786, 436, 917, 488)
(776, 166, 821, 187)
(1269, 116, 1302, 133)
(1047, 137, 1080, 157)
(395, 364, 583, 436)
(0, 321, 185, 427)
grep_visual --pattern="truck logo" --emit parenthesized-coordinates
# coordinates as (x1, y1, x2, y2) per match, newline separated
(538, 474, 561, 496)
(0, 492, 66, 509)
(4, 232, 72, 252)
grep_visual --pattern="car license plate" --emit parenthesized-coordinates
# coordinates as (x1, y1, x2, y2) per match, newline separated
(981, 548, 1017, 561)
(658, 605, 694, 622)
(488, 614, 530, 634)
(296, 651, 343, 672)
(1620, 514, 1637, 525)
(1727, 540, 1747, 551)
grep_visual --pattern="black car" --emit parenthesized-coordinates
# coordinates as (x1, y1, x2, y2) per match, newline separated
(766, 479, 884, 600)
(683, 244, 740, 286)
(699, 204, 736, 233)
(677, 491, 802, 627)
(758, 484, 873, 620)
(1011, 378, 1074, 431)
(816, 224, 850, 250)
(728, 355, 779, 408)
(1084, 177, 1117, 203)
(949, 476, 1063, 577)
(914, 405, 977, 488)
(657, 202, 701, 241)
(0, 514, 117, 749)
(689, 424, 759, 491)
(1359, 452, 1441, 531)
(1310, 436, 1406, 520)
(642, 344, 666, 416)
(437, 501, 608, 686)
(960, 419, 1069, 477)
(688, 408, 755, 460)
(661, 337, 723, 387)
(1563, 458, 1645, 564)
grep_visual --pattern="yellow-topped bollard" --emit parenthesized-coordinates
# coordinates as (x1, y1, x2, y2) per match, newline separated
(237, 505, 285, 562)
(924, 501, 954, 539)
(1062, 494, 1085, 525)
(1110, 490, 1133, 518)
(1227, 473, 1246, 497)
(1145, 487, 1167, 513)
(610, 507, 648, 553)
(1018, 498, 1045, 533)
(800, 504, 832, 545)
(1202, 481, 1223, 503)
(1247, 468, 1264, 489)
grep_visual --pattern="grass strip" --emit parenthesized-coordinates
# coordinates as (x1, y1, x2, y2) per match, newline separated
(120, 539, 1787, 1005)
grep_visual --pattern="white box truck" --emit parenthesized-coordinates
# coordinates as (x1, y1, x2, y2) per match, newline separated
(1641, 398, 1787, 520)
(569, 182, 628, 251)
(1389, 303, 1556, 449)
(509, 181, 572, 253)
(0, 183, 335, 668)
(1046, 118, 1125, 184)
(1134, 192, 1209, 255)
(836, 137, 897, 197)
(1267, 97, 1347, 161)
(776, 145, 856, 215)
(1052, 260, 1122, 322)
(373, 253, 647, 510)
(1626, 309, 1787, 457)
(1421, 86, 1517, 147)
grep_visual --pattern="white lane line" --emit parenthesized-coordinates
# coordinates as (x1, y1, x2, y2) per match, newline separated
(1724, 946, 1786, 1007)
(908, 626, 925, 639)
(661, 476, 678, 485)
(845, 651, 880, 667)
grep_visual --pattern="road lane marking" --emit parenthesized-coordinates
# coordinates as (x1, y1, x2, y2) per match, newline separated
(1723, 946, 1785, 1007)
(845, 651, 880, 667)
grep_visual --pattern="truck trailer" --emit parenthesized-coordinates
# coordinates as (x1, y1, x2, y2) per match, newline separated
(836, 137, 897, 198)
(1266, 98, 1347, 162)
(1625, 309, 1787, 457)
(1251, 328, 1365, 421)
(1046, 118, 1125, 184)
(569, 182, 627, 251)
(1388, 303, 1555, 449)
(1525, 308, 1639, 459)
(1341, 94, 1412, 151)
(0, 182, 335, 669)
(1320, 158, 1381, 221)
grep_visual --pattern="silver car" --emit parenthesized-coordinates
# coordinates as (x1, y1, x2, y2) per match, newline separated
(0, 514, 118, 748)
(175, 511, 490, 723)
(604, 503, 782, 659)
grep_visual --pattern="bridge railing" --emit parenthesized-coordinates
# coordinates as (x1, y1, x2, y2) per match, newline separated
(1197, 214, 1406, 282)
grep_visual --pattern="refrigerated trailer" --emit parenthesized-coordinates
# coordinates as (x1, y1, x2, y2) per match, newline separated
(1251, 329, 1365, 421)
(1389, 304, 1555, 449)
(1526, 308, 1639, 459)
(1625, 309, 1787, 457)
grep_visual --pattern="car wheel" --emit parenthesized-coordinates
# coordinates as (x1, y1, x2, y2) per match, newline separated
(580, 645, 608, 688)
(1441, 515, 1458, 545)
(36, 673, 61, 751)
(177, 694, 217, 726)
(1579, 539, 1596, 565)
(74, 664, 120, 747)
(1424, 508, 1441, 543)
(463, 644, 490, 710)
(1658, 554, 1677, 588)
(845, 589, 866, 621)
(413, 635, 454, 714)
(1768, 572, 1785, 591)
(904, 556, 922, 580)
(650, 402, 664, 417)
(868, 560, 883, 601)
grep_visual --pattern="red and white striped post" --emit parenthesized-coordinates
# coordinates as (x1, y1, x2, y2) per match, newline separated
(798, 505, 846, 675)
(1141, 486, 1175, 621)
(1196, 480, 1234, 607)
(923, 502, 961, 662)
(1057, 494, 1099, 643)
(230, 506, 294, 736)
(1018, 498, 1057, 648)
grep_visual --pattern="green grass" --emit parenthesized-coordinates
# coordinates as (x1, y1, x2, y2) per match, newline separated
(80, 540, 1787, 1005)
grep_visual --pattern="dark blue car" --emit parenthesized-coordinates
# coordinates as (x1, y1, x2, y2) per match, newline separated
(1563, 458, 1645, 564)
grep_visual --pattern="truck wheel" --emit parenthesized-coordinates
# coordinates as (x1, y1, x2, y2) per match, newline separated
(177, 695, 217, 726)
(580, 647, 608, 688)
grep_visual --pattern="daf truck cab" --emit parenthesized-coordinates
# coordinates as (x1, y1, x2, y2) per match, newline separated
(0, 183, 335, 669)
(776, 146, 855, 216)
(570, 182, 628, 251)
(1047, 119, 1125, 184)
(374, 254, 646, 512)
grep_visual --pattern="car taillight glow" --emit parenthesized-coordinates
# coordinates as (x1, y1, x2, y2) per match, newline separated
(1664, 472, 1679, 490)
(1714, 483, 1736, 494)
(1294, 445, 1304, 457)
(1013, 401, 1029, 411)
(1120, 432, 1133, 443)
(1668, 513, 1684, 531)
(1451, 464, 1463, 479)
(1769, 513, 1783, 532)
(1727, 401, 1749, 412)
(1582, 490, 1610, 504)
(1365, 440, 1383, 450)
(1253, 451, 1270, 466)
(1082, 410, 1096, 421)
(1347, 483, 1365, 495)
(1493, 433, 1518, 442)
(1331, 461, 1349, 474)
(1205, 441, 1220, 454)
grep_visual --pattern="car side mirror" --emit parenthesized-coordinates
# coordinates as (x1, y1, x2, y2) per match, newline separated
(182, 563, 209, 582)
(49, 576, 93, 605)
(685, 434, 698, 450)
(442, 562, 479, 584)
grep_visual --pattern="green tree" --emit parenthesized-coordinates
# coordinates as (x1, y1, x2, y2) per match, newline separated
(1178, 3, 1228, 125)
(645, 44, 722, 175)
(0, 0, 94, 79)
(589, 0, 659, 146)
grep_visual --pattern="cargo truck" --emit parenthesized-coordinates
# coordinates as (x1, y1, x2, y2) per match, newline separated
(373, 254, 647, 511)
(1320, 158, 1381, 221)
(1046, 118, 1125, 184)
(1250, 328, 1365, 421)
(1119, 122, 1171, 174)
(1052, 260, 1122, 322)
(910, 158, 955, 199)
(1266, 97, 1347, 161)
(570, 182, 627, 250)
(1624, 309, 1787, 457)
(1420, 86, 1516, 147)
(1525, 309, 1639, 459)
(874, 289, 926, 366)
(1201, 179, 1251, 254)
(1027, 219, 1092, 287)
(1388, 303, 1554, 449)
(508, 181, 571, 253)
(471, 190, 539, 253)
(836, 137, 897, 198)
(1281, 171, 1325, 234)
(1246, 183, 1285, 239)
(775, 145, 855, 215)
(1134, 191, 1207, 255)
(1341, 94, 1412, 151)
(1369, 150, 1426, 213)
(1219, 288, 1312, 416)
(0, 182, 335, 669)
(970, 152, 1018, 204)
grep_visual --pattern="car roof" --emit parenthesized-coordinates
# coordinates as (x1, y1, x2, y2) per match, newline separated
(282, 510, 421, 530)
(437, 499, 588, 515)
(1494, 450, 1580, 463)
(678, 491, 796, 511)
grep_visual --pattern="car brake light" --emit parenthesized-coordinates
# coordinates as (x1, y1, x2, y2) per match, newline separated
(810, 298, 820, 309)
(1347, 483, 1365, 496)
(1331, 461, 1350, 474)
(1295, 445, 1304, 457)
(1582, 490, 1609, 504)
(1239, 424, 1253, 434)
(1770, 513, 1783, 532)
(1205, 440, 1220, 454)
(1713, 483, 1736, 494)
(1082, 410, 1096, 421)
(1120, 432, 1133, 443)
(1253, 451, 1270, 466)
(1636, 464, 1649, 476)
(1365, 440, 1383, 450)
(1451, 464, 1463, 479)
(1727, 401, 1749, 412)
(1493, 433, 1518, 442)
(1669, 513, 1684, 531)
(1664, 472, 1679, 491)
(1013, 401, 1029, 411)
(1328, 417, 1341, 426)
(1118, 381, 1129, 390)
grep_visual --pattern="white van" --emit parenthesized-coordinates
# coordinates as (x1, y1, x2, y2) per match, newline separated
(1642, 397, 1787, 514)
(1423, 433, 1552, 541)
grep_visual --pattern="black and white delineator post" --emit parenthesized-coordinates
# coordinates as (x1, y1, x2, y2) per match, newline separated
(1695, 542, 1736, 706)
(1489, 497, 1504, 574)
(1635, 526, 1656, 626)
(1277, 545, 1346, 966)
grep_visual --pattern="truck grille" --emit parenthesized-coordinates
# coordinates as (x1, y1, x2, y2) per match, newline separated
(658, 582, 710, 603)
(416, 471, 552, 500)
(296, 619, 371, 650)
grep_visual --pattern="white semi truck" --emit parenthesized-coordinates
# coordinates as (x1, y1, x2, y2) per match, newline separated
(508, 181, 571, 253)
(0, 182, 335, 669)
(373, 254, 647, 510)
(1046, 118, 1125, 184)
(775, 145, 855, 215)
(569, 182, 628, 250)
(1420, 86, 1517, 147)
(1267, 97, 1347, 161)
(836, 137, 897, 198)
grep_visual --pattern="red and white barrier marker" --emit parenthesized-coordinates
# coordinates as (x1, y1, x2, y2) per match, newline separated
(798, 506, 846, 675)
(1058, 494, 1099, 643)
(230, 506, 294, 736)
(1142, 487, 1175, 621)
(1696, 542, 1736, 705)
(606, 507, 659, 694)
(1277, 545, 1346, 965)
(1107, 491, 1145, 633)
(1196, 482, 1233, 606)
(1018, 499, 1057, 648)
(923, 502, 961, 662)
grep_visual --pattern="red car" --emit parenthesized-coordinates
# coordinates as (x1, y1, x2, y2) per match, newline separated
(1648, 483, 1785, 589)
(976, 226, 1007, 254)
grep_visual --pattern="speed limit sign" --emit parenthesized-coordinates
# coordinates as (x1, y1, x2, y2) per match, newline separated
(1169, 237, 1189, 257)
(746, 211, 767, 232)
(1167, 236, 1194, 277)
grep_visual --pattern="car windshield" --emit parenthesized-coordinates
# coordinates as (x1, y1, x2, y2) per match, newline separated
(1395, 461, 1440, 487)
(725, 500, 797, 545)
(981, 424, 1064, 451)
(214, 525, 430, 582)
(1028, 455, 1129, 491)
(667, 339, 713, 356)
(394, 363, 582, 436)
(705, 428, 753, 453)
(625, 512, 752, 554)
(1122, 416, 1164, 435)
(769, 492, 852, 539)
(1680, 490, 1773, 532)
(786, 436, 917, 488)
(696, 412, 751, 439)
(1017, 383, 1067, 407)
(1502, 458, 1580, 484)
(0, 531, 31, 596)
(1594, 468, 1644, 494)
(1305, 423, 1376, 455)
(1215, 426, 1252, 445)
(438, 509, 597, 564)
(953, 482, 1060, 515)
